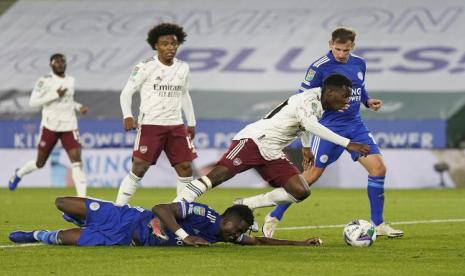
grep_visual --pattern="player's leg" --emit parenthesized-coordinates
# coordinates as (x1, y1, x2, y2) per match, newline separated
(263, 136, 342, 236)
(358, 154, 386, 225)
(262, 165, 326, 237)
(174, 162, 194, 195)
(37, 228, 82, 245)
(174, 139, 253, 202)
(239, 174, 308, 210)
(116, 157, 150, 205)
(352, 128, 403, 237)
(166, 125, 197, 196)
(9, 228, 81, 245)
(174, 165, 232, 202)
(358, 154, 403, 237)
(238, 155, 306, 209)
(8, 127, 57, 190)
(55, 196, 88, 222)
(62, 130, 87, 197)
(116, 125, 165, 205)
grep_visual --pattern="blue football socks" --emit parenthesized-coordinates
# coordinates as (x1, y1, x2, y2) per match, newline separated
(367, 176, 385, 226)
(35, 230, 61, 245)
(270, 203, 292, 221)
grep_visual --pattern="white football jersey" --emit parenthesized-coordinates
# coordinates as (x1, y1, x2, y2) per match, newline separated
(234, 88, 350, 160)
(120, 56, 196, 126)
(29, 73, 82, 132)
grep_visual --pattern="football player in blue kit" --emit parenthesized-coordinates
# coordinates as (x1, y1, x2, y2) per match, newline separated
(8, 197, 323, 247)
(263, 27, 403, 238)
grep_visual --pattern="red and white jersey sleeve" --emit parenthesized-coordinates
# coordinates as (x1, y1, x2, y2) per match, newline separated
(234, 88, 349, 160)
(29, 73, 79, 131)
(120, 56, 195, 126)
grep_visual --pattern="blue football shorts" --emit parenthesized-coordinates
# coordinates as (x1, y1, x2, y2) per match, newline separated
(311, 121, 380, 168)
(77, 199, 147, 246)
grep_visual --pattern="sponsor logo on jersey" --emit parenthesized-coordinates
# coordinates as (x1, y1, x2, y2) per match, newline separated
(305, 69, 316, 82)
(357, 72, 363, 80)
(139, 145, 148, 154)
(192, 206, 206, 216)
(233, 158, 242, 166)
(311, 102, 318, 113)
(319, 154, 329, 163)
(89, 201, 100, 211)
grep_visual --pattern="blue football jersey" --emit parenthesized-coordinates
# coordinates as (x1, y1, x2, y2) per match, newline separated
(299, 51, 369, 125)
(138, 201, 222, 246)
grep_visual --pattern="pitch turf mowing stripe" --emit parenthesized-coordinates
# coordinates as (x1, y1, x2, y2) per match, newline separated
(0, 243, 44, 248)
(277, 218, 465, 231)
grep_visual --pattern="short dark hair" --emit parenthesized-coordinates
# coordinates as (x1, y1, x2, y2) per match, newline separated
(322, 74, 352, 95)
(146, 23, 187, 50)
(50, 53, 65, 62)
(222, 205, 254, 226)
(331, 27, 356, 44)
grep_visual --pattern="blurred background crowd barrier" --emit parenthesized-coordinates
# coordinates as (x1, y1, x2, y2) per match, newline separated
(1, 0, 464, 188)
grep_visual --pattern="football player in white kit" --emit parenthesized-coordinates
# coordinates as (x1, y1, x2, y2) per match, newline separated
(116, 23, 197, 205)
(174, 74, 370, 209)
(8, 54, 89, 197)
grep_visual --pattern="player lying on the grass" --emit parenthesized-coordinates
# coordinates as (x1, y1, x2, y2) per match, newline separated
(8, 197, 323, 247)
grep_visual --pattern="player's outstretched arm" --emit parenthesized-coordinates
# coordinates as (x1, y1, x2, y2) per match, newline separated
(151, 203, 210, 246)
(238, 235, 323, 246)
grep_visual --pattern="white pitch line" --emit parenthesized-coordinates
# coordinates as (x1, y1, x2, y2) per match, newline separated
(0, 243, 44, 249)
(277, 218, 465, 231)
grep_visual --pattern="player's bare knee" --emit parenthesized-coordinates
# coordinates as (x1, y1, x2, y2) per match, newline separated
(55, 197, 67, 211)
(369, 163, 386, 177)
(131, 162, 149, 177)
(294, 186, 311, 201)
(36, 160, 46, 168)
(175, 162, 193, 176)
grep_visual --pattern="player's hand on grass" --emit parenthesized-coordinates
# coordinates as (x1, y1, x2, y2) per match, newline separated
(123, 117, 138, 131)
(304, 237, 323, 246)
(367, 98, 383, 111)
(79, 106, 89, 115)
(57, 87, 67, 97)
(183, 235, 210, 247)
(346, 142, 370, 156)
(301, 147, 314, 170)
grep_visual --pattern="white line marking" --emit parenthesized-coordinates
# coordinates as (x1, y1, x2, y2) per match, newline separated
(0, 243, 44, 249)
(277, 218, 465, 231)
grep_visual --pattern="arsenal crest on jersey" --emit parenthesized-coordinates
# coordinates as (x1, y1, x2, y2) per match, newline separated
(233, 158, 242, 166)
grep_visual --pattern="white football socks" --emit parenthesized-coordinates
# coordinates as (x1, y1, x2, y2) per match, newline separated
(115, 171, 141, 206)
(71, 162, 87, 197)
(240, 188, 299, 210)
(173, 176, 212, 202)
(176, 176, 194, 196)
(16, 160, 39, 178)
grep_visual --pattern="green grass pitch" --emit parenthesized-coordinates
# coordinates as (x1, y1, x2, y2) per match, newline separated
(1, 188, 465, 275)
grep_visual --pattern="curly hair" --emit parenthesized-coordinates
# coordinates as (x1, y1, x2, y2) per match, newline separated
(222, 204, 254, 227)
(146, 23, 187, 50)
